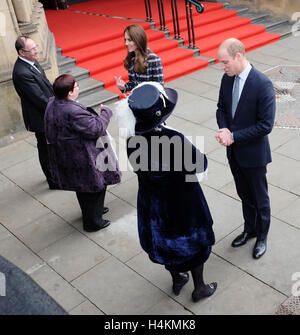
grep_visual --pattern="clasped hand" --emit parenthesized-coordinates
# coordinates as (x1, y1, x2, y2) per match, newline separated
(215, 128, 234, 146)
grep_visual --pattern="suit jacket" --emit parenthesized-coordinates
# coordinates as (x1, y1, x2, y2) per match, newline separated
(216, 66, 275, 168)
(12, 57, 54, 133)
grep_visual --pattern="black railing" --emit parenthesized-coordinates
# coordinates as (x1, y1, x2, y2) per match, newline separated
(145, 0, 204, 49)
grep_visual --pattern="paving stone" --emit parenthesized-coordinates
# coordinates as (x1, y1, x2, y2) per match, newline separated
(274, 197, 300, 229)
(167, 76, 215, 96)
(0, 224, 13, 242)
(38, 231, 110, 281)
(0, 173, 15, 192)
(269, 127, 298, 151)
(207, 146, 228, 165)
(143, 296, 193, 315)
(14, 212, 76, 253)
(109, 176, 138, 208)
(220, 181, 298, 216)
(268, 152, 300, 193)
(199, 86, 220, 102)
(0, 140, 36, 171)
(203, 159, 233, 190)
(173, 96, 217, 124)
(29, 264, 86, 312)
(274, 136, 300, 161)
(0, 234, 43, 273)
(213, 218, 300, 296)
(2, 155, 49, 195)
(173, 254, 285, 315)
(72, 198, 141, 262)
(69, 300, 104, 315)
(187, 66, 224, 87)
(200, 184, 242, 243)
(72, 256, 166, 315)
(0, 185, 51, 231)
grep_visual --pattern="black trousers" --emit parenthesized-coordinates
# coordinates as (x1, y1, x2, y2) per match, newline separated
(76, 187, 106, 230)
(35, 132, 56, 188)
(229, 152, 270, 241)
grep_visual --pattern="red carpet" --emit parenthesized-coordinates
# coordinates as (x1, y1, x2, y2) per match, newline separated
(45, 0, 280, 95)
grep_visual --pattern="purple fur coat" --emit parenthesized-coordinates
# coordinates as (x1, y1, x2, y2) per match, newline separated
(44, 97, 121, 192)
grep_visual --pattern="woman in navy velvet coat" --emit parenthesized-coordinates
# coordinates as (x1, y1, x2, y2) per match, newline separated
(120, 82, 217, 302)
(44, 74, 121, 232)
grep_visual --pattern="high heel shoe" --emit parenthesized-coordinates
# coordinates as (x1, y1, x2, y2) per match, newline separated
(172, 272, 189, 296)
(192, 282, 217, 302)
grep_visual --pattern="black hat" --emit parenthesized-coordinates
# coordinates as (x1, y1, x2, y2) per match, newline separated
(128, 82, 178, 134)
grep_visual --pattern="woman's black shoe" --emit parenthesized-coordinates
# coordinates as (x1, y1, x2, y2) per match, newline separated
(192, 282, 217, 302)
(172, 272, 189, 296)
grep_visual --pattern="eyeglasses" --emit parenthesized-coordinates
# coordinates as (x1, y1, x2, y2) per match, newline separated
(22, 45, 38, 53)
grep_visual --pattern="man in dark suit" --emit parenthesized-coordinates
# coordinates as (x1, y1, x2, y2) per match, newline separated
(216, 38, 275, 259)
(12, 36, 57, 189)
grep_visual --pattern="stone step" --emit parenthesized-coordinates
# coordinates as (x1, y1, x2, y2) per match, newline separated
(238, 10, 270, 23)
(55, 47, 118, 107)
(223, 4, 249, 15)
(77, 89, 118, 110)
(266, 22, 295, 38)
(77, 76, 105, 98)
(57, 54, 76, 72)
(256, 16, 290, 30)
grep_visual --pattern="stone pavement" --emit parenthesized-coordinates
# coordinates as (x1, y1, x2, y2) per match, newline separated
(0, 35, 299, 315)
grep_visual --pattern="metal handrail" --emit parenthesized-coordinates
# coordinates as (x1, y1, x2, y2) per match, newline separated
(144, 0, 204, 49)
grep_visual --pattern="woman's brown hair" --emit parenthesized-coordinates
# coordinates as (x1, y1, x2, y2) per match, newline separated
(124, 24, 148, 73)
(53, 74, 76, 99)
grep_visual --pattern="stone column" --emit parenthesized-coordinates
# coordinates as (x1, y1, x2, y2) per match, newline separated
(12, 0, 32, 23)
(0, 0, 23, 137)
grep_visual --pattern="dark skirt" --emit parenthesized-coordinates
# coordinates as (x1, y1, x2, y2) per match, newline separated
(136, 174, 215, 272)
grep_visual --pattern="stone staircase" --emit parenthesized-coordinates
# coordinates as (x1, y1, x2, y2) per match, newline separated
(223, 3, 294, 37)
(56, 47, 119, 111)
(55, 2, 296, 109)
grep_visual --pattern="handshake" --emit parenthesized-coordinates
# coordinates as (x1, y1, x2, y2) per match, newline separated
(215, 128, 234, 146)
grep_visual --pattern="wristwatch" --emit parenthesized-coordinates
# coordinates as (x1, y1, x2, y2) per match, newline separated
(230, 132, 234, 140)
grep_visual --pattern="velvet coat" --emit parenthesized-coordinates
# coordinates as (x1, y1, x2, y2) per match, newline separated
(127, 125, 215, 272)
(44, 97, 121, 192)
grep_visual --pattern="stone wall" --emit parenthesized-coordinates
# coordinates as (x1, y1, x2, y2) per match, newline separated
(0, 0, 58, 140)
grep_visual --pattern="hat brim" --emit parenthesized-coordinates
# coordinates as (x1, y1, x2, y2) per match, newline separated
(135, 87, 178, 134)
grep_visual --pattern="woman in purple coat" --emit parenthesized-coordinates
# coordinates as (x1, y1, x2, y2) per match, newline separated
(44, 74, 121, 232)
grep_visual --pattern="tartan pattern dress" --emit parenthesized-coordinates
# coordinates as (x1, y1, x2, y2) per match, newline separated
(123, 49, 164, 92)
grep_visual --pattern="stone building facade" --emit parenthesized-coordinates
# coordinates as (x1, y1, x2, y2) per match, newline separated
(0, 0, 58, 140)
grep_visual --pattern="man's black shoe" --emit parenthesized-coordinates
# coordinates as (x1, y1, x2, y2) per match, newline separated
(253, 239, 267, 259)
(84, 220, 110, 233)
(103, 207, 109, 215)
(231, 231, 256, 247)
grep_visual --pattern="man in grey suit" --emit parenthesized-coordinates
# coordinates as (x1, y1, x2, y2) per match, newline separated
(12, 36, 57, 189)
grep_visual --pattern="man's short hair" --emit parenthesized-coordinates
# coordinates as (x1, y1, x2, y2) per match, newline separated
(219, 38, 245, 58)
(15, 36, 30, 54)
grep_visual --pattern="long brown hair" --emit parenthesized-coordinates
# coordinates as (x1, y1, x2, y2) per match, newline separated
(123, 24, 148, 73)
